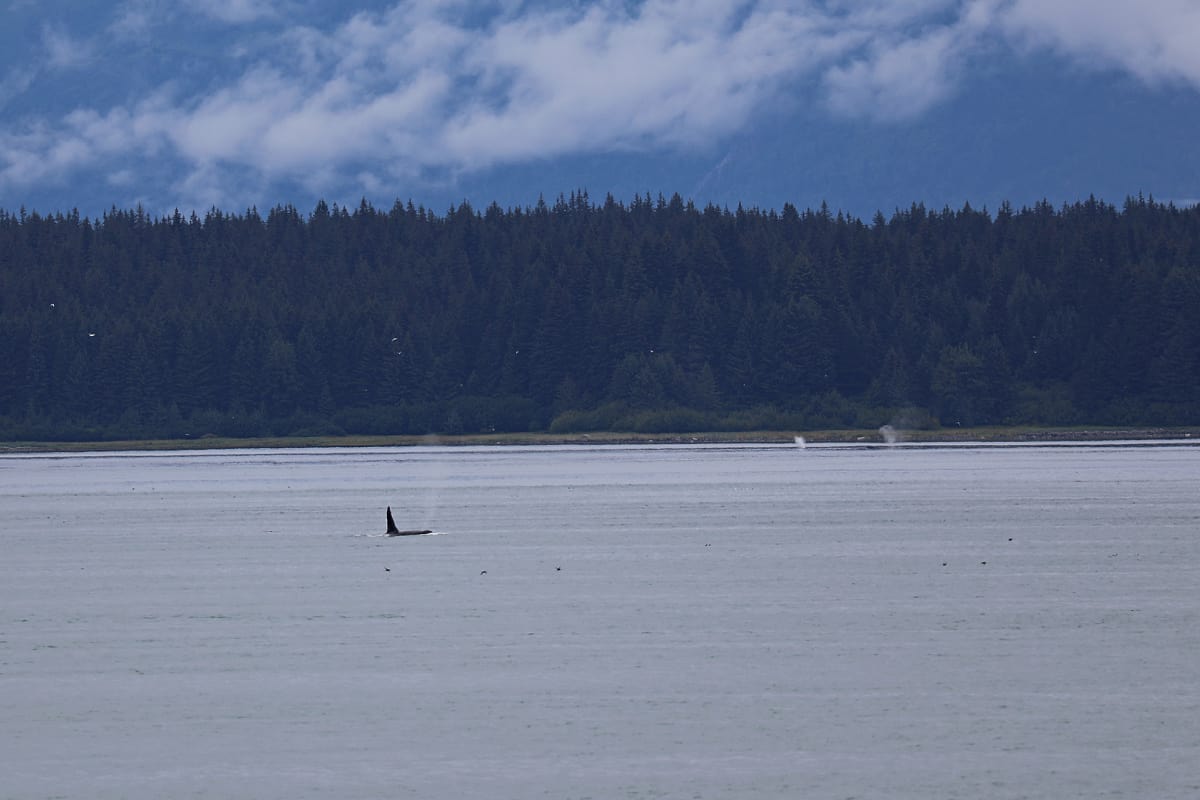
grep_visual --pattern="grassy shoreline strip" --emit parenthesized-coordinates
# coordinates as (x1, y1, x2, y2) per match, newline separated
(2, 426, 1198, 454)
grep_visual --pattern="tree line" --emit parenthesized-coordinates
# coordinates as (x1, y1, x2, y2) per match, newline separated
(1, 192, 1198, 441)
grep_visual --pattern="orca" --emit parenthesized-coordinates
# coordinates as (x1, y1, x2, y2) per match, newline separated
(386, 506, 432, 537)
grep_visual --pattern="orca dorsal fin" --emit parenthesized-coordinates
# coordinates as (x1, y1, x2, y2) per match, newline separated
(386, 506, 399, 535)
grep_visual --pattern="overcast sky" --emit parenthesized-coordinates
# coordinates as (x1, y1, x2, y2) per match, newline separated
(2, 0, 1198, 215)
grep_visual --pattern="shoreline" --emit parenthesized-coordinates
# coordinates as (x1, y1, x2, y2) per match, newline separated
(2, 426, 1197, 454)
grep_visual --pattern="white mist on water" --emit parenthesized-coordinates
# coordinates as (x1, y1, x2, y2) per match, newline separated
(2, 443, 1199, 799)
(879, 424, 899, 444)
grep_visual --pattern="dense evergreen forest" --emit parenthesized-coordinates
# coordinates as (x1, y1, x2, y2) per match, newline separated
(1, 192, 1198, 441)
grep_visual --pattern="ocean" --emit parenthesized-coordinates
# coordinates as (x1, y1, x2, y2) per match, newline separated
(3, 442, 1198, 798)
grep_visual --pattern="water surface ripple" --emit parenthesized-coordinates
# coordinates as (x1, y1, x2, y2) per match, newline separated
(2, 443, 1198, 798)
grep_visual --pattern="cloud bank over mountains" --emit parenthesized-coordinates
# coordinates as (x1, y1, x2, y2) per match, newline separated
(1, 0, 1198, 213)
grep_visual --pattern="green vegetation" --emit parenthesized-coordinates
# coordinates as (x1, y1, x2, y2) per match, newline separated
(3, 426, 1196, 455)
(2, 193, 1198, 442)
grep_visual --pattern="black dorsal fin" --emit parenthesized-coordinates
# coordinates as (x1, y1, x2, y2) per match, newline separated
(386, 506, 399, 535)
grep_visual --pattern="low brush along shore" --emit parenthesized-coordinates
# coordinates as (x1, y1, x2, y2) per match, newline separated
(2, 426, 1198, 453)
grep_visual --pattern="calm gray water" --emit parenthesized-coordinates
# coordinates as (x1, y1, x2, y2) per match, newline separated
(2, 442, 1199, 799)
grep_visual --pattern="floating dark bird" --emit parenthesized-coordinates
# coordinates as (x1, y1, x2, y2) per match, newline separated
(386, 506, 432, 537)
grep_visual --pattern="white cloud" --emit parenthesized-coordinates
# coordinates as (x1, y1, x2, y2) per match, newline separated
(0, 122, 89, 187)
(821, 0, 1002, 120)
(824, 27, 962, 120)
(442, 2, 817, 163)
(1, 0, 1198, 209)
(0, 66, 37, 110)
(998, 0, 1200, 86)
(41, 24, 94, 69)
(109, 0, 279, 38)
(107, 168, 136, 186)
(188, 0, 279, 24)
(159, 0, 855, 185)
(109, 2, 158, 39)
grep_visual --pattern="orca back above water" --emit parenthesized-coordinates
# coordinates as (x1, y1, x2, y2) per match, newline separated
(386, 506, 432, 537)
